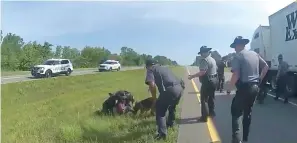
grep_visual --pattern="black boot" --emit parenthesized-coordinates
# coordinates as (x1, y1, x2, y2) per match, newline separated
(232, 138, 242, 143)
(166, 122, 175, 128)
(284, 98, 288, 104)
(154, 134, 166, 140)
(209, 111, 216, 117)
(274, 96, 279, 101)
(198, 116, 208, 122)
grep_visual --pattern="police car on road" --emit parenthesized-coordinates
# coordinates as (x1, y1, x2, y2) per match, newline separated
(31, 58, 74, 78)
(98, 60, 121, 72)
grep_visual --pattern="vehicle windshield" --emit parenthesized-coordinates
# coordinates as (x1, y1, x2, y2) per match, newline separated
(43, 60, 60, 65)
(103, 61, 117, 64)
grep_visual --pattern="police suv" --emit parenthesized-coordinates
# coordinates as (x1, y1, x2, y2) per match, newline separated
(31, 58, 74, 78)
(98, 60, 121, 72)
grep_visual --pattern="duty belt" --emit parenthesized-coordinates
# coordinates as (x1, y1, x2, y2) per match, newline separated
(208, 74, 218, 78)
(164, 82, 180, 87)
(240, 82, 259, 87)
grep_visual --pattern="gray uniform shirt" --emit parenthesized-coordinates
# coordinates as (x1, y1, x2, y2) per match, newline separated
(277, 61, 289, 77)
(145, 65, 181, 93)
(231, 49, 267, 83)
(199, 55, 217, 75)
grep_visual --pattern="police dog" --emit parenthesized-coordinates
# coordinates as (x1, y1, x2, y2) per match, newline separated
(133, 97, 156, 115)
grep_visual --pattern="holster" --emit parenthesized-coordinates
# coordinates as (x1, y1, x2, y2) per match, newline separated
(199, 75, 209, 84)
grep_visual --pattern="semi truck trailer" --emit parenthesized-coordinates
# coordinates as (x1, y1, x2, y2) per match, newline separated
(250, 2, 297, 97)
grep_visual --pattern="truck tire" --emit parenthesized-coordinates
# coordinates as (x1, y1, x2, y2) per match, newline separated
(291, 75, 297, 97)
(45, 70, 52, 78)
(65, 68, 72, 76)
(109, 67, 112, 71)
(285, 75, 296, 98)
(117, 67, 121, 71)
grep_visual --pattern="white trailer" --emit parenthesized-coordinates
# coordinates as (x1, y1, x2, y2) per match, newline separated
(250, 2, 297, 96)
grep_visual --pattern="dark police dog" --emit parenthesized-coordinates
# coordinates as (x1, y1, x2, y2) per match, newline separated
(101, 90, 135, 115)
(133, 97, 156, 115)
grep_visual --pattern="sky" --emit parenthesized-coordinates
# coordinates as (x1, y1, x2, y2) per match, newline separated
(1, 0, 295, 65)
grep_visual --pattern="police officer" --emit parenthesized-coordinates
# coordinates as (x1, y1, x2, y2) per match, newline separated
(217, 59, 225, 93)
(144, 59, 184, 140)
(226, 36, 269, 143)
(188, 46, 218, 122)
(274, 54, 289, 103)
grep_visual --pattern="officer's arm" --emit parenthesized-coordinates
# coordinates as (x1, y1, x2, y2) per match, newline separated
(258, 55, 269, 80)
(285, 61, 290, 72)
(230, 56, 240, 86)
(276, 64, 281, 79)
(145, 70, 157, 99)
(195, 59, 208, 77)
(190, 59, 207, 78)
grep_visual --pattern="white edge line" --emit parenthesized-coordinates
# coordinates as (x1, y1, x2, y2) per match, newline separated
(267, 93, 297, 107)
(186, 66, 297, 107)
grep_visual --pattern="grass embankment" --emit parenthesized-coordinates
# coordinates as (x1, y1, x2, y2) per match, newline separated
(2, 67, 185, 143)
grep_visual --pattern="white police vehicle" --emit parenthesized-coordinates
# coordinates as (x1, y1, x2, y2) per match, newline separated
(31, 58, 74, 78)
(98, 60, 121, 72)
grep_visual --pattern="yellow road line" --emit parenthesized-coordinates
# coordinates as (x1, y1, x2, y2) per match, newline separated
(186, 67, 221, 143)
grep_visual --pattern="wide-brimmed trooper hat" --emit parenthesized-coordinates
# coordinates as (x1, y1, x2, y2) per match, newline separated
(230, 36, 250, 48)
(145, 59, 157, 67)
(278, 54, 283, 59)
(198, 46, 212, 54)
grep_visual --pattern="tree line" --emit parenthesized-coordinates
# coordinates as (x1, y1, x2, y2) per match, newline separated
(1, 33, 178, 71)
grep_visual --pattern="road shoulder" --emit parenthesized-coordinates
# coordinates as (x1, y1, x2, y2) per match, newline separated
(177, 67, 211, 143)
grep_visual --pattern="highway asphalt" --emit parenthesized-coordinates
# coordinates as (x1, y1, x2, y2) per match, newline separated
(179, 66, 297, 143)
(1, 66, 143, 84)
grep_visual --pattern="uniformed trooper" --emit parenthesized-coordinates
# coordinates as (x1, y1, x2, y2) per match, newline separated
(217, 59, 225, 93)
(274, 54, 289, 103)
(226, 36, 269, 143)
(188, 46, 218, 122)
(144, 59, 184, 140)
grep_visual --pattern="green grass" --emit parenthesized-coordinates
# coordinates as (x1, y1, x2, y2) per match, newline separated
(2, 66, 185, 143)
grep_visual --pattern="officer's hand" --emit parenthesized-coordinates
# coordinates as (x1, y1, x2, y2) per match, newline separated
(188, 75, 193, 80)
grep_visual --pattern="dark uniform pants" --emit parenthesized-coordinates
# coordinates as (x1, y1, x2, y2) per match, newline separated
(156, 85, 183, 136)
(217, 74, 225, 91)
(231, 83, 259, 142)
(200, 76, 218, 118)
(275, 75, 288, 100)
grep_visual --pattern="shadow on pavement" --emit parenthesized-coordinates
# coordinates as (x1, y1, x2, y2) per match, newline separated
(188, 92, 200, 94)
(177, 117, 203, 125)
(27, 76, 37, 79)
(212, 91, 297, 143)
